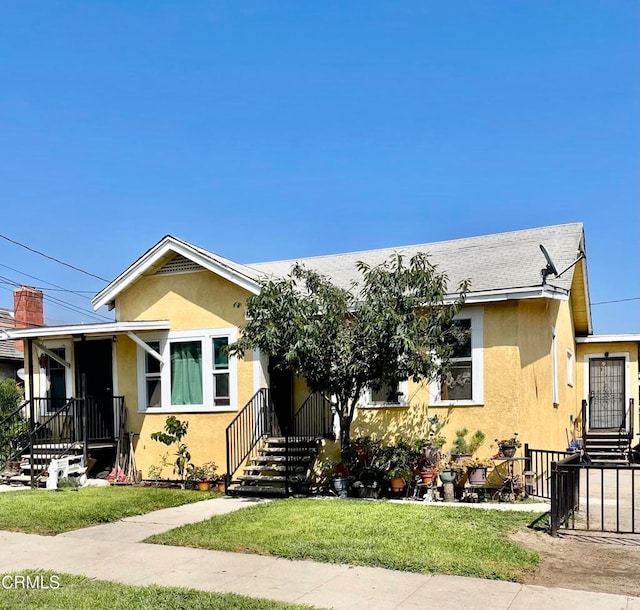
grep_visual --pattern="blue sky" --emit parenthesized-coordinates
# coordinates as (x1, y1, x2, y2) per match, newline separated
(0, 1, 638, 332)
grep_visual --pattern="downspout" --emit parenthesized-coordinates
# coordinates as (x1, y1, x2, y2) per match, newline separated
(27, 338, 35, 489)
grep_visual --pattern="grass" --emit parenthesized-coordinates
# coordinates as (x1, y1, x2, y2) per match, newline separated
(0, 572, 315, 610)
(0, 486, 219, 535)
(147, 498, 541, 582)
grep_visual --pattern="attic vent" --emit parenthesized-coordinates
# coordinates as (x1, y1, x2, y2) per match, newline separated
(155, 254, 203, 275)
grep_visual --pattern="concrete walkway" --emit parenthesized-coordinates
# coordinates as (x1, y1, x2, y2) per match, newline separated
(0, 496, 638, 610)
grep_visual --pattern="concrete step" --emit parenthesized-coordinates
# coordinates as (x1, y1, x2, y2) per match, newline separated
(258, 447, 316, 455)
(243, 464, 306, 473)
(6, 474, 47, 484)
(238, 474, 305, 483)
(227, 484, 287, 497)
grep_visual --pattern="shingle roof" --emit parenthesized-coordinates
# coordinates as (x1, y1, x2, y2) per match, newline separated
(246, 223, 585, 296)
(0, 308, 23, 362)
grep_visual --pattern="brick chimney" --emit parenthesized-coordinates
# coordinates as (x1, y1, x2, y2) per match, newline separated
(13, 286, 44, 351)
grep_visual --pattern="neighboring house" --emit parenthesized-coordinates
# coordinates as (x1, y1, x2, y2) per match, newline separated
(6, 223, 640, 482)
(0, 307, 27, 381)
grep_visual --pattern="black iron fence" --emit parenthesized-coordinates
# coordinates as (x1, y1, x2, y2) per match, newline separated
(524, 444, 573, 500)
(580, 464, 640, 534)
(550, 453, 581, 536)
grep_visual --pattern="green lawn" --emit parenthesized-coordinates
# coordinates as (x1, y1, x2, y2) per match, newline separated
(0, 572, 316, 610)
(0, 487, 218, 535)
(147, 498, 541, 582)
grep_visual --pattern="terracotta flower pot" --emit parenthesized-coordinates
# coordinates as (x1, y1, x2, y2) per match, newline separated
(197, 481, 211, 491)
(216, 480, 226, 493)
(390, 478, 405, 492)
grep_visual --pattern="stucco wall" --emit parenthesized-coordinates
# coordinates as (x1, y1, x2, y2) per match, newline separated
(353, 298, 581, 458)
(115, 270, 257, 479)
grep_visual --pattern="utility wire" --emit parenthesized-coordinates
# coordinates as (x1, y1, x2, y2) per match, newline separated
(0, 233, 110, 282)
(592, 296, 640, 305)
(0, 276, 111, 322)
(0, 262, 98, 299)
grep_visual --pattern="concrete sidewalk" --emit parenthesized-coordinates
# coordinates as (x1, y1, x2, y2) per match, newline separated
(0, 496, 637, 610)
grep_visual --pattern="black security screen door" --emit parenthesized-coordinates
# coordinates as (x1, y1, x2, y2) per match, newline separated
(589, 357, 625, 430)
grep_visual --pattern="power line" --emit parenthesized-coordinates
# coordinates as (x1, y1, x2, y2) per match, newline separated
(0, 276, 111, 322)
(0, 262, 98, 299)
(0, 233, 110, 282)
(592, 296, 640, 305)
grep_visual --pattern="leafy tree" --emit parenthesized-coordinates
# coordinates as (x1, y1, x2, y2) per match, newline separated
(229, 253, 469, 446)
(0, 379, 25, 468)
(150, 415, 193, 488)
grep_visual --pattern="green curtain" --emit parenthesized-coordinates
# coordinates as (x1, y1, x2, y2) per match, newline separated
(171, 341, 203, 405)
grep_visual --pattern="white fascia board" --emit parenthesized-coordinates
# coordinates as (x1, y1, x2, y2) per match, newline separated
(92, 237, 261, 311)
(444, 285, 569, 305)
(576, 334, 640, 344)
(3, 320, 171, 341)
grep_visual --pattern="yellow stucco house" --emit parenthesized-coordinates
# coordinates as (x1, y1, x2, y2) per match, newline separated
(6, 223, 639, 489)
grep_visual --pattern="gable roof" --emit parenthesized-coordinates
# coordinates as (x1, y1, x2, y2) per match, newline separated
(249, 223, 586, 298)
(92, 224, 590, 330)
(92, 235, 263, 310)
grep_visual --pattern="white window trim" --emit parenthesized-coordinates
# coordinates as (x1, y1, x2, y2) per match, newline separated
(566, 348, 574, 387)
(583, 352, 631, 433)
(136, 328, 238, 413)
(430, 307, 484, 407)
(552, 326, 558, 406)
(38, 339, 73, 415)
(358, 379, 410, 409)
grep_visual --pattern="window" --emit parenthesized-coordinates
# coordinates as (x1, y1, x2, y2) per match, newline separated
(566, 349, 574, 387)
(441, 319, 472, 401)
(212, 337, 230, 406)
(47, 347, 67, 411)
(144, 341, 162, 408)
(137, 328, 237, 413)
(360, 379, 408, 407)
(431, 308, 483, 405)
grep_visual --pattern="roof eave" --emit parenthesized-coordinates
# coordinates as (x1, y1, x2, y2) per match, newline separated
(92, 237, 262, 311)
(1, 320, 171, 341)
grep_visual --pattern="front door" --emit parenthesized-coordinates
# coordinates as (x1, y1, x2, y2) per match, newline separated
(268, 358, 293, 435)
(75, 339, 114, 441)
(589, 357, 625, 430)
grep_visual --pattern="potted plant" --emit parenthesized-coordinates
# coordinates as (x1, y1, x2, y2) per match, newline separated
(452, 428, 485, 462)
(388, 466, 413, 492)
(320, 460, 350, 498)
(188, 461, 218, 491)
(422, 415, 447, 465)
(438, 460, 461, 484)
(459, 456, 493, 486)
(495, 433, 521, 458)
(384, 440, 414, 493)
(216, 475, 227, 494)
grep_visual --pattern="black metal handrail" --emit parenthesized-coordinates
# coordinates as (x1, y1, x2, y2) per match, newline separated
(0, 399, 30, 465)
(550, 452, 582, 536)
(32, 398, 77, 440)
(225, 388, 273, 488)
(289, 392, 333, 440)
(284, 392, 333, 493)
(524, 444, 573, 500)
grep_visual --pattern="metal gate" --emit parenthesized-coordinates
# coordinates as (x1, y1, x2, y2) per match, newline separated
(589, 357, 625, 430)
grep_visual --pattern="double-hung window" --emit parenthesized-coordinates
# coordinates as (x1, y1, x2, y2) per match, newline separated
(441, 319, 472, 401)
(212, 337, 230, 406)
(431, 307, 483, 405)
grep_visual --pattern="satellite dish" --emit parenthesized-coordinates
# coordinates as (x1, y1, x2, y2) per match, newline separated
(539, 244, 559, 284)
